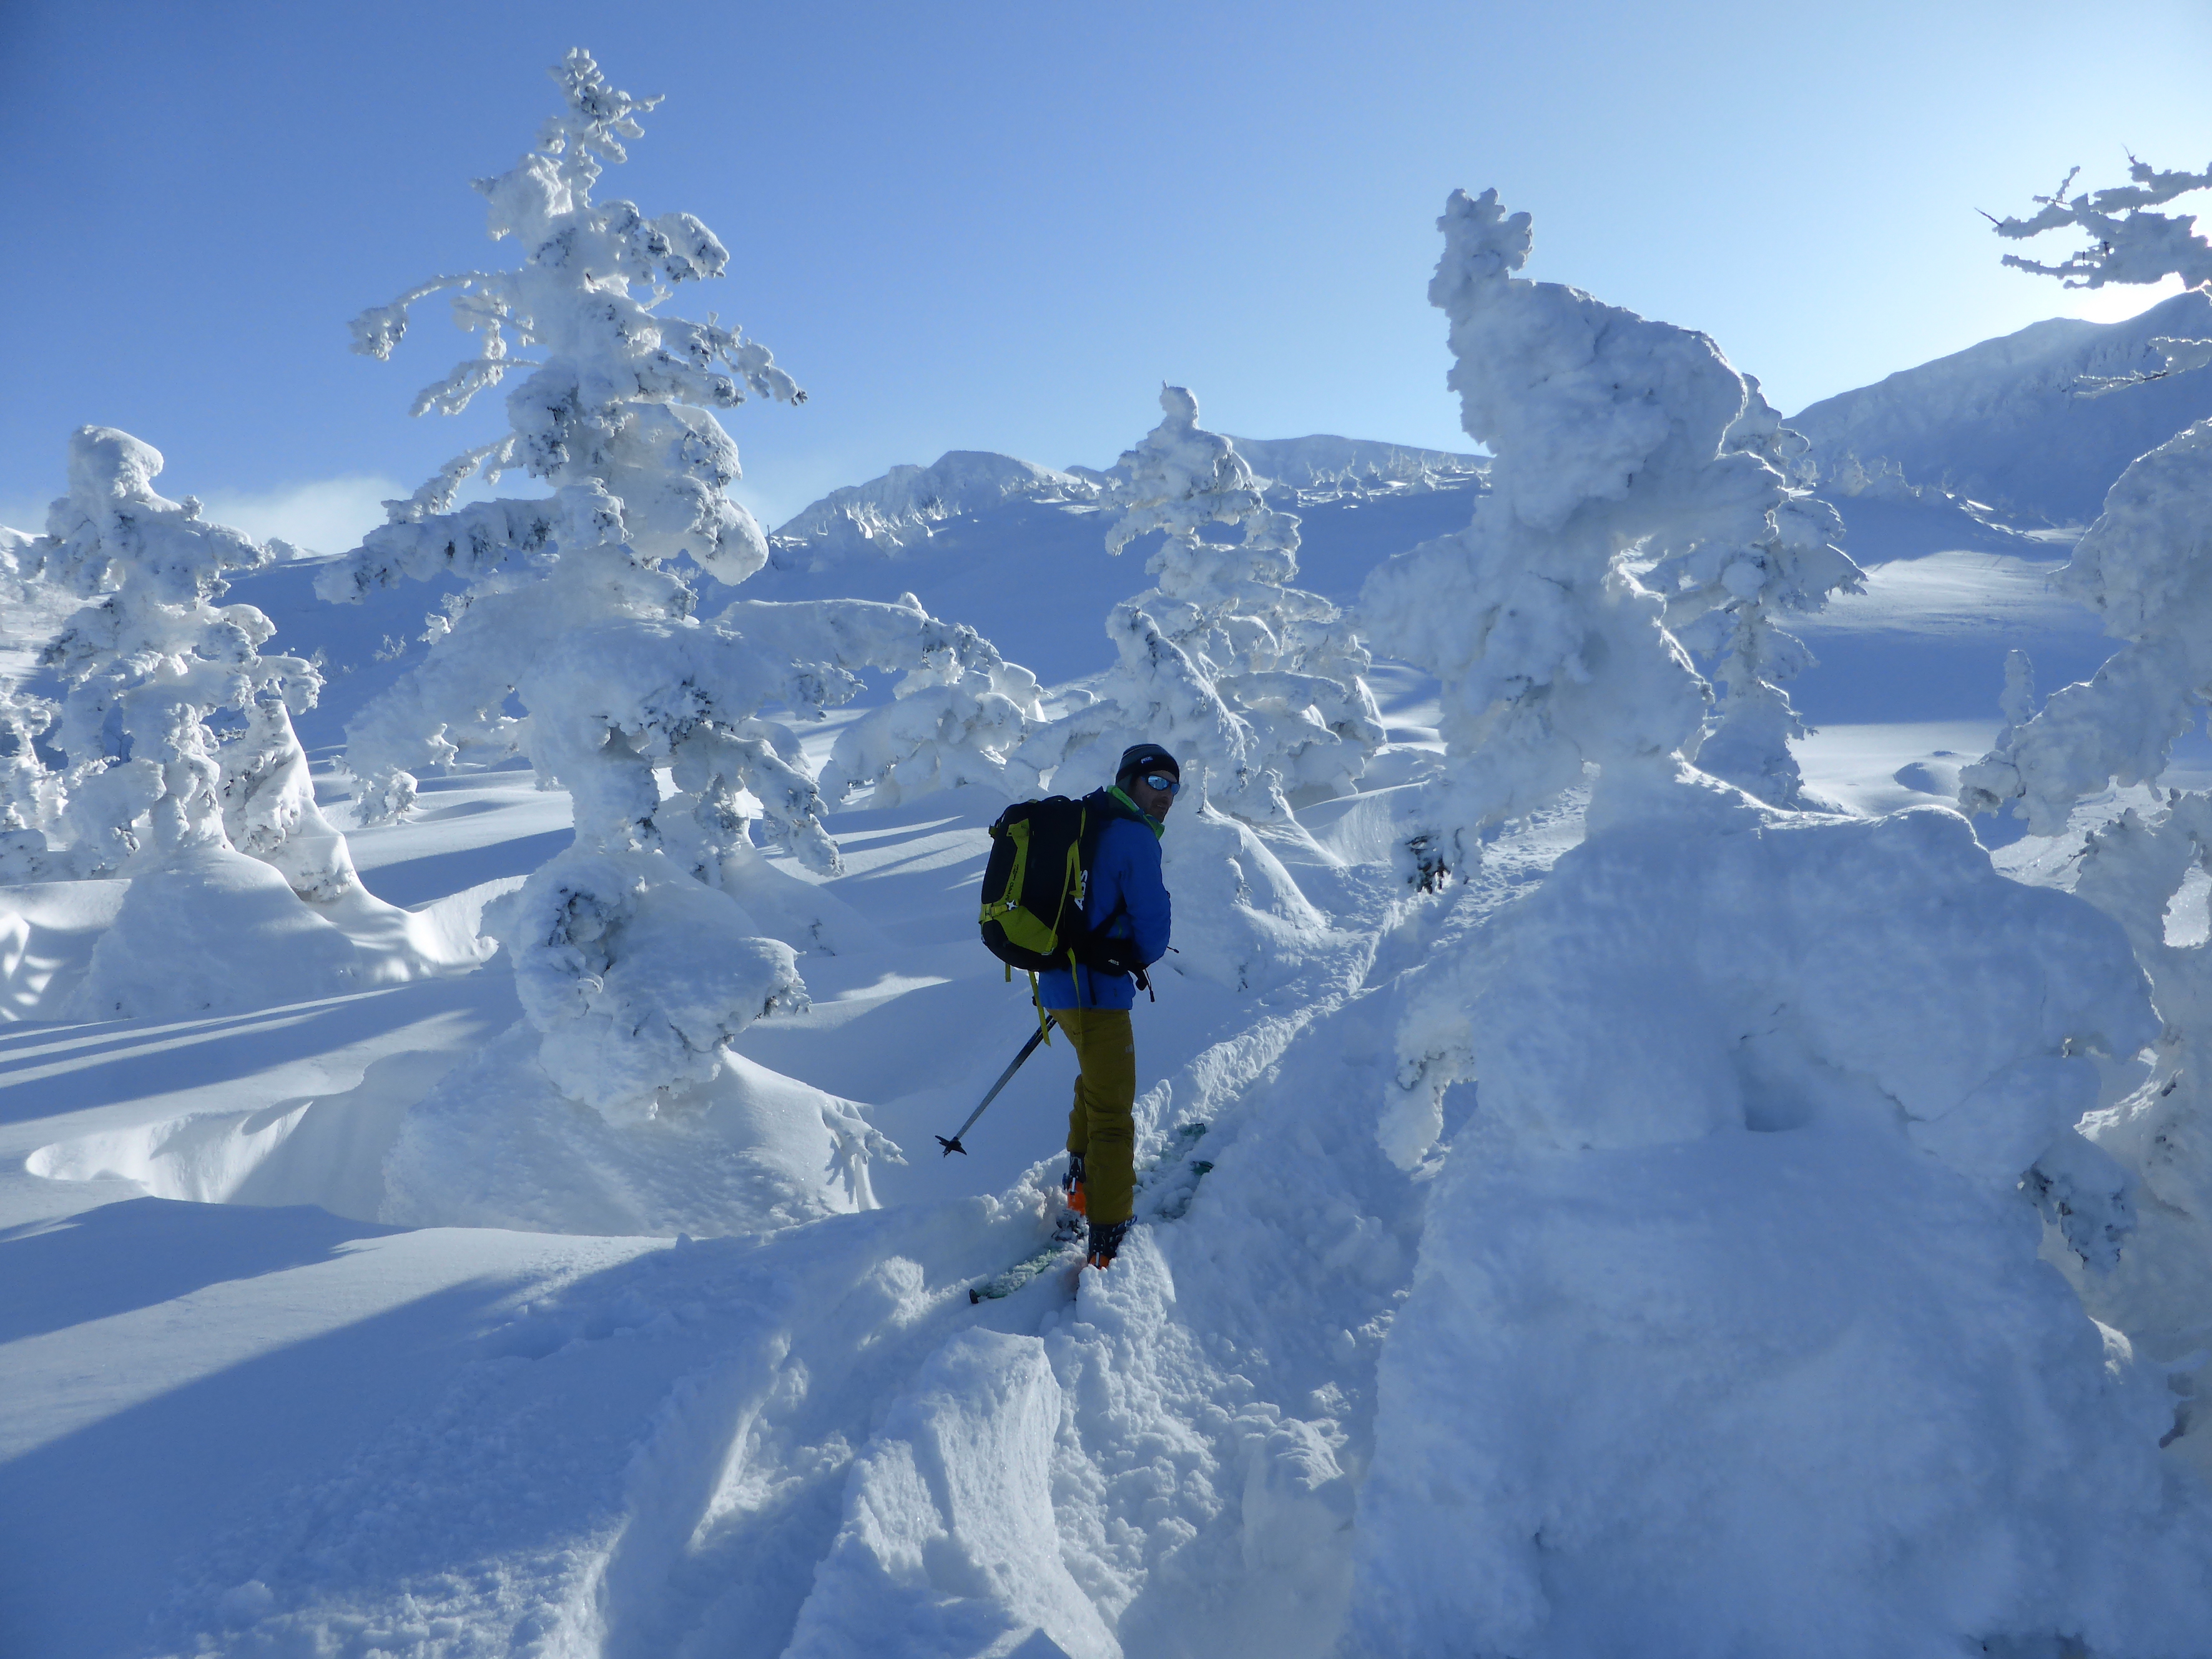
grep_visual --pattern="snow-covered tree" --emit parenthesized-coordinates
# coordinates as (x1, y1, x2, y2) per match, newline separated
(0, 524, 64, 879)
(1961, 156, 2212, 1356)
(329, 52, 1021, 1126)
(1992, 157, 2212, 396)
(1343, 189, 2212, 1656)
(1015, 386, 1383, 819)
(0, 428, 473, 1018)
(815, 602, 1045, 809)
(1648, 380, 1862, 807)
(1995, 158, 2212, 292)
(1, 426, 361, 898)
(1359, 189, 1785, 889)
(1365, 184, 1859, 1140)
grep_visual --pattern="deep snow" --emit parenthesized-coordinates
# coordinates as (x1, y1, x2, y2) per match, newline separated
(7, 332, 2212, 1655)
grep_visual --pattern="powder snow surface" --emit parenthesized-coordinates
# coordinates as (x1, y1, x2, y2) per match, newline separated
(4, 425, 2211, 1657)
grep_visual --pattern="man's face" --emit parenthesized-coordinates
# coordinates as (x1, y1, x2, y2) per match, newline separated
(1130, 773, 1177, 821)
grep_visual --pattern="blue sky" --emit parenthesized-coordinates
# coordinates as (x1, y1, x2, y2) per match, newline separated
(4, 0, 2208, 547)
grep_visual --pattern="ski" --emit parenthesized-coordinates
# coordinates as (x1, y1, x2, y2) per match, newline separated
(968, 1214, 1087, 1303)
(966, 1122, 1216, 1303)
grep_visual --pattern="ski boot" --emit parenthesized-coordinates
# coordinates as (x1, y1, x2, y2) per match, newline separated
(1061, 1153, 1087, 1217)
(1086, 1218, 1131, 1269)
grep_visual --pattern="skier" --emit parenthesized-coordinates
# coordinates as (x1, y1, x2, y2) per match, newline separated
(1047, 743, 1177, 1268)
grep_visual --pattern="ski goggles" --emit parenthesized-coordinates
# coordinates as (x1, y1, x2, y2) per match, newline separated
(1141, 773, 1180, 794)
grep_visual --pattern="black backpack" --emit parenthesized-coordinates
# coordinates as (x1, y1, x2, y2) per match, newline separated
(978, 790, 1140, 978)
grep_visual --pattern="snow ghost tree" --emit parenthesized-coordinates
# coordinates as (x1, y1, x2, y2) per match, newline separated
(1339, 189, 2212, 1656)
(0, 428, 467, 1018)
(0, 523, 64, 875)
(1962, 158, 2212, 1361)
(1, 427, 360, 898)
(1360, 188, 1805, 886)
(332, 51, 1021, 1163)
(1363, 182, 1867, 1146)
(814, 604, 1045, 809)
(1649, 378, 1862, 808)
(1016, 385, 1384, 820)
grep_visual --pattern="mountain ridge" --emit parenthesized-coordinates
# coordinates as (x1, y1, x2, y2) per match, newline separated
(1789, 289, 2212, 525)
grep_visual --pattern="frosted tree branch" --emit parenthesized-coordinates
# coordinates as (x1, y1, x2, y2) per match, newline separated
(1992, 157, 2212, 290)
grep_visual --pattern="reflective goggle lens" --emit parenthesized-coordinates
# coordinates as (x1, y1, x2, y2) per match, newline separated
(1143, 773, 1180, 794)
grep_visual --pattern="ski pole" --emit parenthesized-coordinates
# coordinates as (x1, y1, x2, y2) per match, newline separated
(938, 1015, 1058, 1156)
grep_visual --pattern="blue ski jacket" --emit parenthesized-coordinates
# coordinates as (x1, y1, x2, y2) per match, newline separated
(1036, 791, 1171, 1012)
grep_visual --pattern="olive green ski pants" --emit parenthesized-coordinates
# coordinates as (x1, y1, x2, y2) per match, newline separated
(1058, 1007, 1137, 1226)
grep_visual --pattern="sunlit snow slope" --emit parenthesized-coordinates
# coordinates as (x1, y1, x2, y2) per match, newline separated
(1790, 290, 2212, 524)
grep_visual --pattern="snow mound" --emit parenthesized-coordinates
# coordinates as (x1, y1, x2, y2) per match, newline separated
(380, 1021, 894, 1236)
(1357, 792, 2212, 1657)
(9, 844, 493, 1025)
(785, 1328, 1120, 1659)
(494, 847, 810, 1119)
(1791, 290, 2212, 525)
(1158, 805, 1334, 995)
(1360, 1119, 2203, 1658)
(68, 847, 368, 1020)
(1222, 433, 1485, 498)
(774, 451, 1102, 565)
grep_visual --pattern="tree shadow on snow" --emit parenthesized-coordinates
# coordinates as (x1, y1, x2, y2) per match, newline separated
(0, 972, 518, 1128)
(0, 1267, 548, 1659)
(0, 1196, 407, 1344)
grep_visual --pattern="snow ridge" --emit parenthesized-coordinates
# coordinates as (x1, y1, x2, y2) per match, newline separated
(1222, 433, 1485, 498)
(768, 438, 1487, 575)
(772, 452, 1102, 564)
(1790, 290, 2212, 524)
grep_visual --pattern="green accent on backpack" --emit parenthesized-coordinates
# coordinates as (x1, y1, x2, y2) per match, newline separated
(978, 795, 1093, 974)
(978, 789, 1149, 977)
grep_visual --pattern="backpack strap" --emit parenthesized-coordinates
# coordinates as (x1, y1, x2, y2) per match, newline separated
(1029, 970, 1052, 1043)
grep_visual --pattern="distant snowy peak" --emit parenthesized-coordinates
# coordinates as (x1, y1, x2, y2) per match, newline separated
(1225, 433, 1486, 498)
(772, 435, 1487, 571)
(1791, 290, 2212, 526)
(773, 451, 1100, 561)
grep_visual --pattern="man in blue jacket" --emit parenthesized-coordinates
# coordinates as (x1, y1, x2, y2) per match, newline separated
(1041, 742, 1177, 1269)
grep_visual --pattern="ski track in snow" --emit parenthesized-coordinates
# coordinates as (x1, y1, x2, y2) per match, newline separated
(4, 487, 2199, 1655)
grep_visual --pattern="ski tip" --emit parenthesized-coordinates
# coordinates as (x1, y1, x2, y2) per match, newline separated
(936, 1136, 966, 1157)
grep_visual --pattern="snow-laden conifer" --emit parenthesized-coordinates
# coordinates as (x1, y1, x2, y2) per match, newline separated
(1649, 380, 1862, 807)
(1360, 189, 1771, 886)
(0, 531, 65, 879)
(1988, 158, 2212, 398)
(1342, 192, 2208, 1653)
(1994, 157, 2212, 292)
(1015, 386, 1382, 818)
(330, 52, 1020, 1133)
(1962, 157, 2212, 1356)
(0, 430, 483, 1017)
(814, 599, 1045, 809)
(2, 426, 362, 898)
(1366, 185, 1841, 1136)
